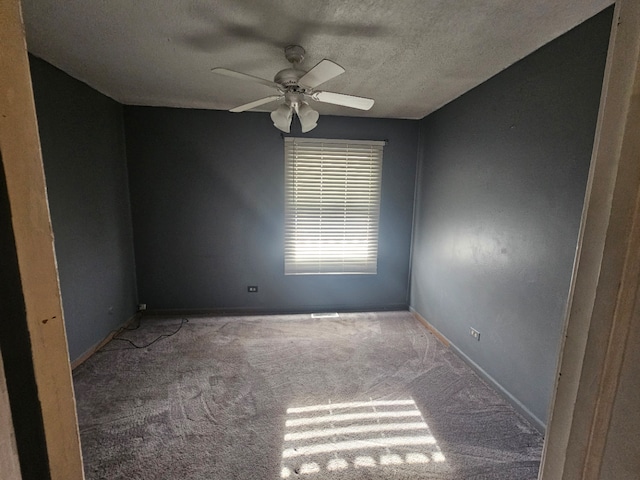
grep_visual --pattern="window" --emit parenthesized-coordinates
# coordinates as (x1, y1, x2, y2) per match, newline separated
(284, 137, 384, 275)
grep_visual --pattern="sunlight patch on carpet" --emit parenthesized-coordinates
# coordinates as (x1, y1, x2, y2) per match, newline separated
(280, 397, 448, 477)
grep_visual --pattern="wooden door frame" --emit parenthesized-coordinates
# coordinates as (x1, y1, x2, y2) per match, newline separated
(540, 1, 640, 478)
(0, 0, 84, 478)
(0, 349, 21, 480)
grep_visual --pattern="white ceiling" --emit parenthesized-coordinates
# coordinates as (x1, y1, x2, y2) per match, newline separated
(21, 0, 613, 120)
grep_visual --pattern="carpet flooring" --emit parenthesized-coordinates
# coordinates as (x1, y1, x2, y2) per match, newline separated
(73, 311, 543, 479)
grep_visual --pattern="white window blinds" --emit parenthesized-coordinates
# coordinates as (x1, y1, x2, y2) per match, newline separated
(284, 137, 384, 275)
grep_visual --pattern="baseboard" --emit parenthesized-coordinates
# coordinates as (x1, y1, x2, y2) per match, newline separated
(410, 309, 450, 347)
(409, 307, 546, 433)
(143, 304, 409, 317)
(70, 313, 140, 370)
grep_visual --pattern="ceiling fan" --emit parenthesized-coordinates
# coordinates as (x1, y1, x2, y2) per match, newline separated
(211, 45, 374, 133)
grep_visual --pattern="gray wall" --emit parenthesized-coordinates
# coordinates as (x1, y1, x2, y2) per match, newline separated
(410, 7, 612, 428)
(29, 56, 138, 362)
(124, 108, 417, 311)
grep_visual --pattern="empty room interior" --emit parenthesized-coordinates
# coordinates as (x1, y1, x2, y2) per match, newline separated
(2, 0, 640, 479)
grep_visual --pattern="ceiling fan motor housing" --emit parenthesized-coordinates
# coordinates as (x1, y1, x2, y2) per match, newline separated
(274, 68, 306, 89)
(284, 91, 305, 108)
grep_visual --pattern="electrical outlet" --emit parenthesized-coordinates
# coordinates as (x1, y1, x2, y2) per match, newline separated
(138, 303, 147, 311)
(247, 286, 258, 293)
(470, 327, 481, 341)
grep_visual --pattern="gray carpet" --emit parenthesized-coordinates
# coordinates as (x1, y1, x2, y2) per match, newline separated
(73, 311, 543, 479)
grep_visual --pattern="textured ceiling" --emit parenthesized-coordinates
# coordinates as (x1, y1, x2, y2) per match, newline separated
(21, 0, 613, 119)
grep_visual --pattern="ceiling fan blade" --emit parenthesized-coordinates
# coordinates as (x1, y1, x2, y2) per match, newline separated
(211, 67, 281, 90)
(230, 95, 282, 113)
(312, 91, 375, 111)
(298, 60, 345, 89)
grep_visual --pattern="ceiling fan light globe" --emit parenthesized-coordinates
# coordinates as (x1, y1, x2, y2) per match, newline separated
(301, 121, 318, 133)
(271, 104, 293, 133)
(273, 122, 291, 133)
(298, 103, 319, 123)
(297, 103, 319, 133)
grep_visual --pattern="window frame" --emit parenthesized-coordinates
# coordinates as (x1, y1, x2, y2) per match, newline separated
(284, 137, 385, 275)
